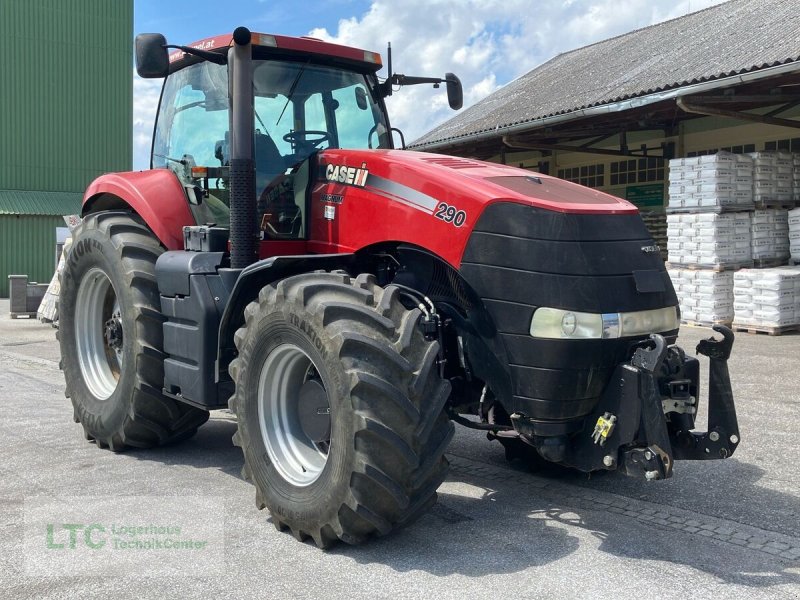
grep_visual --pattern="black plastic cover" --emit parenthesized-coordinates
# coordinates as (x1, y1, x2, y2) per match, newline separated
(157, 251, 225, 297)
(183, 226, 229, 253)
(157, 251, 231, 408)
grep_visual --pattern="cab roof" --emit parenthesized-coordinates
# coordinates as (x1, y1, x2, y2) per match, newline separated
(168, 32, 383, 73)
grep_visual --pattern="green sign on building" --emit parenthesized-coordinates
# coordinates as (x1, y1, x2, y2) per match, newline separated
(625, 184, 665, 209)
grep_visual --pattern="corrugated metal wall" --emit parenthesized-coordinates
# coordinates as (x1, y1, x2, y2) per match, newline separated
(0, 0, 133, 193)
(0, 215, 63, 297)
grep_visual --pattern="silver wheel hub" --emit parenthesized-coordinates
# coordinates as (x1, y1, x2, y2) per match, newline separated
(75, 268, 123, 400)
(258, 343, 330, 487)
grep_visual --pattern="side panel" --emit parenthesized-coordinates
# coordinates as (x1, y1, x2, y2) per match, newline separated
(82, 170, 195, 250)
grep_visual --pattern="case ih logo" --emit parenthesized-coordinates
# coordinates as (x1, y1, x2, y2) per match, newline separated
(325, 163, 369, 187)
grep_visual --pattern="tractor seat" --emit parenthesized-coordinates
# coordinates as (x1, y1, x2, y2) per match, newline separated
(255, 132, 285, 193)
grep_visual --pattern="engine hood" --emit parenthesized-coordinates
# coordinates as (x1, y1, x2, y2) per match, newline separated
(318, 149, 637, 215)
(310, 148, 641, 268)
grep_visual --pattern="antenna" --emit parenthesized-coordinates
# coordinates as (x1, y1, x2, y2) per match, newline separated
(386, 42, 393, 97)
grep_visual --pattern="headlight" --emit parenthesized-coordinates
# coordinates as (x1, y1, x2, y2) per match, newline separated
(530, 306, 678, 339)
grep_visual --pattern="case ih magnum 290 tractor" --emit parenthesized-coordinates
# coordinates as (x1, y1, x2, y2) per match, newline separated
(59, 28, 740, 547)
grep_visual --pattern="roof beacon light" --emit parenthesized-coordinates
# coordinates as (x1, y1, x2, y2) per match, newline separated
(363, 51, 380, 64)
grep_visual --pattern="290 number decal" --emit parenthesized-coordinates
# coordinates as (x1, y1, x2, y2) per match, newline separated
(434, 202, 467, 227)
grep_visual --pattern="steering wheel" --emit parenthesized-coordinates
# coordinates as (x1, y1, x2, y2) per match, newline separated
(283, 130, 331, 149)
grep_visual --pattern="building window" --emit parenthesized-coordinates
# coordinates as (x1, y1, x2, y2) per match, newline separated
(610, 157, 664, 186)
(557, 163, 604, 187)
(687, 144, 755, 157)
(764, 137, 800, 152)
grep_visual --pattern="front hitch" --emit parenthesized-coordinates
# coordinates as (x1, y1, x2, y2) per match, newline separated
(545, 325, 740, 481)
(619, 333, 675, 480)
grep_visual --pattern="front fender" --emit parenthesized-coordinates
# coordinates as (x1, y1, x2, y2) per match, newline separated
(82, 170, 195, 250)
(217, 254, 356, 376)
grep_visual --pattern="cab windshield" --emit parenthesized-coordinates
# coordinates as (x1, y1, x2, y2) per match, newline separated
(152, 58, 391, 226)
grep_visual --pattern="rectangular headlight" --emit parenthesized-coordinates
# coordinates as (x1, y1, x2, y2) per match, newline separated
(530, 306, 679, 339)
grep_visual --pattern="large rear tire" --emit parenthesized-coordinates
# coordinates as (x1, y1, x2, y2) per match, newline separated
(59, 211, 209, 451)
(229, 272, 454, 547)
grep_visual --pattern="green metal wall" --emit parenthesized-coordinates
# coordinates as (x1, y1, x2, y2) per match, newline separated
(0, 215, 64, 297)
(0, 0, 133, 193)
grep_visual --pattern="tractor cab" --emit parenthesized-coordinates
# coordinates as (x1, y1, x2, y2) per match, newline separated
(150, 38, 394, 237)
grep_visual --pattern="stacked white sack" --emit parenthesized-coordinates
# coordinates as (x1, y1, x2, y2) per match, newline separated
(750, 209, 789, 261)
(793, 153, 800, 202)
(668, 268, 734, 323)
(790, 208, 800, 262)
(733, 266, 800, 328)
(750, 152, 778, 204)
(667, 152, 753, 210)
(667, 212, 751, 266)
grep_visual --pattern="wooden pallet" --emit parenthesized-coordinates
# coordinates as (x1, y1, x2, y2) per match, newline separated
(752, 258, 791, 269)
(753, 201, 798, 210)
(666, 204, 754, 214)
(666, 261, 753, 272)
(732, 323, 800, 336)
(681, 319, 732, 328)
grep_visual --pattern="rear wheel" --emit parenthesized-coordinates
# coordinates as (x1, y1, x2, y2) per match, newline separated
(59, 211, 209, 450)
(229, 272, 454, 547)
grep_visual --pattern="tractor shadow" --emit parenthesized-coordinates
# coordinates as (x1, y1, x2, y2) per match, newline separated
(126, 413, 244, 480)
(335, 454, 800, 586)
(127, 415, 799, 586)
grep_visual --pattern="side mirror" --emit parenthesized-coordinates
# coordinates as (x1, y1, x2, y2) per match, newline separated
(135, 33, 169, 78)
(445, 73, 463, 110)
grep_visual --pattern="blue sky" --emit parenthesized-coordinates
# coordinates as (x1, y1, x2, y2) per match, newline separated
(135, 0, 373, 47)
(132, 0, 727, 170)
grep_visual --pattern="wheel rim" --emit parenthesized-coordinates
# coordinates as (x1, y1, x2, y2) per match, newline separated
(75, 267, 123, 400)
(258, 343, 330, 487)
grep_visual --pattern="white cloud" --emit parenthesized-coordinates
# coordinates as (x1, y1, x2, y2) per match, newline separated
(131, 0, 727, 165)
(305, 0, 728, 144)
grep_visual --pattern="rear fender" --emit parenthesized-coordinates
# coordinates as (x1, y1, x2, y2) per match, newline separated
(82, 170, 195, 250)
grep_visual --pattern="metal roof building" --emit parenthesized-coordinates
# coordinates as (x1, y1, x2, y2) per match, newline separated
(412, 0, 800, 160)
(0, 0, 133, 297)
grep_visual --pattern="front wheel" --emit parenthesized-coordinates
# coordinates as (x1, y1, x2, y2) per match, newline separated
(229, 272, 454, 547)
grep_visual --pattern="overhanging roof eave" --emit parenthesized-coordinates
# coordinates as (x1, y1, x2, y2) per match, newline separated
(411, 59, 800, 152)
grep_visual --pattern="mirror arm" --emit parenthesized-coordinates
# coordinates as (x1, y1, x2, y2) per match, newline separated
(164, 44, 228, 66)
(390, 74, 445, 87)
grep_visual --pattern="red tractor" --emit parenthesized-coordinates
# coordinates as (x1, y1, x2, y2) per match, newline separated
(59, 27, 740, 547)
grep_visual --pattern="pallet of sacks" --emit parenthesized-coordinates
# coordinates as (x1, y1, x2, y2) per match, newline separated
(751, 209, 790, 265)
(667, 152, 753, 211)
(668, 268, 734, 326)
(666, 212, 752, 269)
(733, 266, 800, 335)
(790, 207, 800, 264)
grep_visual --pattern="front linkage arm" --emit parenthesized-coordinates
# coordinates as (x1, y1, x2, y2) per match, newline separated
(671, 325, 740, 460)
